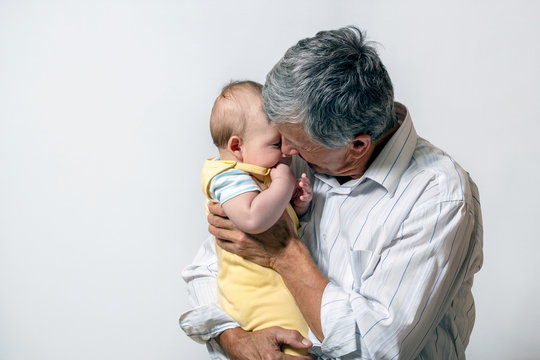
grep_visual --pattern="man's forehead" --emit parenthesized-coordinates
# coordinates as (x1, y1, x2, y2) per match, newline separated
(273, 122, 324, 151)
(272, 122, 306, 138)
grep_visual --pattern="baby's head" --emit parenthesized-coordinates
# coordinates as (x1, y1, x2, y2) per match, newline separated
(210, 81, 283, 168)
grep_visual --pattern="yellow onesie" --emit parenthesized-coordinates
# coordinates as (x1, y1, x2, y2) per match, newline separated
(201, 157, 309, 355)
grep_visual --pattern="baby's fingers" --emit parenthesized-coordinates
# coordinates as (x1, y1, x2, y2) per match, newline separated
(299, 173, 311, 187)
(299, 175, 312, 192)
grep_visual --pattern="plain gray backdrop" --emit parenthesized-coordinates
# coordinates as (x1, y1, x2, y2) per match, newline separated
(1, 0, 539, 359)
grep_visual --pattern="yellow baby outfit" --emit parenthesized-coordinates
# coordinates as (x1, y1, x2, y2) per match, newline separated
(201, 158, 309, 355)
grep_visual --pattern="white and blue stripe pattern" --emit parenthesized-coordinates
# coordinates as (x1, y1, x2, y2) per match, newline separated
(180, 103, 483, 359)
(209, 168, 261, 204)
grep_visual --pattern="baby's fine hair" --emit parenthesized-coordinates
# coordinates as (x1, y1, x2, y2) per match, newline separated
(210, 80, 263, 149)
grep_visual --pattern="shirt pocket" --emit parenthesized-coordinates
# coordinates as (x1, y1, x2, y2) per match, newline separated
(350, 249, 381, 288)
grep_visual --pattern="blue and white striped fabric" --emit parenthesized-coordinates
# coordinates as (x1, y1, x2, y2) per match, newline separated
(209, 167, 261, 204)
(180, 103, 483, 359)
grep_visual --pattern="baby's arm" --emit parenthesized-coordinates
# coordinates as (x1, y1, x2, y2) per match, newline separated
(292, 173, 312, 217)
(221, 163, 296, 234)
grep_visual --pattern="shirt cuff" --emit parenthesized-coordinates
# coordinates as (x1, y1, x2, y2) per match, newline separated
(320, 282, 357, 356)
(179, 303, 239, 343)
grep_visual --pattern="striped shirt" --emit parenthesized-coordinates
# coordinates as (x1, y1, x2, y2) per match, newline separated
(180, 103, 483, 359)
(209, 167, 261, 204)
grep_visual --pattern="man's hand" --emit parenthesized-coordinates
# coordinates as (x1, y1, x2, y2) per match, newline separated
(207, 201, 298, 269)
(217, 327, 313, 360)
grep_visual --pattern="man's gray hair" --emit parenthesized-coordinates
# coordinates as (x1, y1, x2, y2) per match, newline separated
(263, 26, 397, 148)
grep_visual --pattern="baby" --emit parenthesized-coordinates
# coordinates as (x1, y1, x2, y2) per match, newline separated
(201, 80, 311, 355)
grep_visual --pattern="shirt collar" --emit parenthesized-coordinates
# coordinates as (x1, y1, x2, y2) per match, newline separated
(362, 102, 417, 195)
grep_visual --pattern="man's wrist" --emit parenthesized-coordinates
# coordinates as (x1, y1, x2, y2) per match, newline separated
(272, 236, 305, 274)
(216, 327, 242, 351)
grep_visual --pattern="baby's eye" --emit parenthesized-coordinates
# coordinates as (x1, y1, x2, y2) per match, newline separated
(272, 140, 282, 147)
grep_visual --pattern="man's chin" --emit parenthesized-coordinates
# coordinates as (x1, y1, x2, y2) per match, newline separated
(308, 163, 359, 179)
(307, 162, 327, 174)
(302, 157, 346, 177)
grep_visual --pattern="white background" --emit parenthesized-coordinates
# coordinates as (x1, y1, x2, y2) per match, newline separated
(1, 1, 539, 359)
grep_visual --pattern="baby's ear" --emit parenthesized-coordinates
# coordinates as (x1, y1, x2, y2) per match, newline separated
(228, 136, 243, 161)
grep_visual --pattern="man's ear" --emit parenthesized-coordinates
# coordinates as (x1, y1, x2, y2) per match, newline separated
(228, 136, 243, 161)
(349, 134, 372, 159)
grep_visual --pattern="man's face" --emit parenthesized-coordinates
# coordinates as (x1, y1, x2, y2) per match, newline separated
(274, 122, 365, 179)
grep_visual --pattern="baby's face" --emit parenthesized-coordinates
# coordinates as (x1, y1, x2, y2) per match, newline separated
(241, 110, 283, 169)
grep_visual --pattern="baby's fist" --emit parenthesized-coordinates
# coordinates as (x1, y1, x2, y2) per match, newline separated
(270, 163, 296, 186)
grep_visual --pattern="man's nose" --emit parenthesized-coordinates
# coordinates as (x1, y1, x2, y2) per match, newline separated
(281, 138, 299, 156)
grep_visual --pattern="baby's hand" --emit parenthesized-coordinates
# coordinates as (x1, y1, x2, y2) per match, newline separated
(292, 173, 312, 215)
(270, 163, 296, 187)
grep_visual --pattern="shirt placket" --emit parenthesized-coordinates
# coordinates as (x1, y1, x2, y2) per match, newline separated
(319, 186, 355, 287)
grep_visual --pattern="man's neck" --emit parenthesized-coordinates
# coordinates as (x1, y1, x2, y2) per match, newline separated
(335, 176, 352, 185)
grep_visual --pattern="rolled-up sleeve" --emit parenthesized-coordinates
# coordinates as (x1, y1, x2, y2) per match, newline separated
(319, 199, 477, 359)
(320, 282, 361, 356)
(179, 235, 239, 343)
